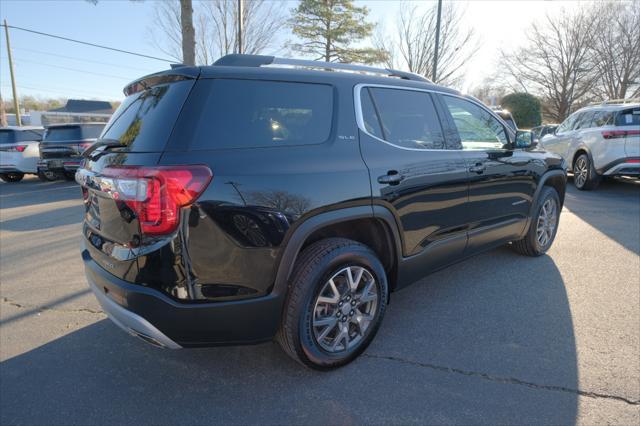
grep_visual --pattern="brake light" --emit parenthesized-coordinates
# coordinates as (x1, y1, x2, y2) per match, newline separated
(0, 145, 28, 152)
(101, 165, 212, 236)
(602, 129, 640, 139)
(15, 145, 27, 152)
(626, 159, 640, 163)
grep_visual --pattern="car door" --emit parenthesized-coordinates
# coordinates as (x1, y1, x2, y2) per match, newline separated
(356, 85, 469, 287)
(435, 93, 538, 254)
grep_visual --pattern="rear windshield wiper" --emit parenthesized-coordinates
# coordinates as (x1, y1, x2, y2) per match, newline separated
(82, 139, 124, 159)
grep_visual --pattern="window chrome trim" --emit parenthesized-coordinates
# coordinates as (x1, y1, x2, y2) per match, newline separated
(353, 83, 513, 152)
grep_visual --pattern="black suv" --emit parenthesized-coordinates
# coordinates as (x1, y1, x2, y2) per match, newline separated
(77, 54, 566, 369)
(39, 122, 105, 180)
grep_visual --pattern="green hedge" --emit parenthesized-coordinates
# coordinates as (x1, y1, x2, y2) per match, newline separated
(501, 93, 542, 128)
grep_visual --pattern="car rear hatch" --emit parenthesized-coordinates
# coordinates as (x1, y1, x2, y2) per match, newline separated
(78, 68, 205, 282)
(40, 124, 105, 167)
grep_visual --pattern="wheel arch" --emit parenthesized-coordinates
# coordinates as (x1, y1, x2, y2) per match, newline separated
(272, 206, 403, 297)
(520, 169, 567, 239)
(571, 146, 593, 171)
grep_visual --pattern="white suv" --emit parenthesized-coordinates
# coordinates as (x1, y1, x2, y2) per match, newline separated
(540, 101, 640, 190)
(0, 126, 45, 183)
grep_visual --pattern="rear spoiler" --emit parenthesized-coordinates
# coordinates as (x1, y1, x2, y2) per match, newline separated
(123, 67, 200, 96)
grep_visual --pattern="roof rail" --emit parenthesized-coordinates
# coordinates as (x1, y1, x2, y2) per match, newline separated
(589, 98, 640, 106)
(212, 54, 432, 83)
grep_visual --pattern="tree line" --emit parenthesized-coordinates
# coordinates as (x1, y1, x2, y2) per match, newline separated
(7, 0, 637, 126)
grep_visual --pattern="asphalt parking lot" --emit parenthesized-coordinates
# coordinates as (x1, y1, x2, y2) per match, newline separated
(1, 176, 638, 425)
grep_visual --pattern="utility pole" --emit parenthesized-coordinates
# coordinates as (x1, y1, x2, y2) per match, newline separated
(432, 0, 442, 83)
(3, 20, 21, 126)
(237, 0, 243, 54)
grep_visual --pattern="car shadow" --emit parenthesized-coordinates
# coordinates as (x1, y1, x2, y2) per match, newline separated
(0, 248, 578, 425)
(0, 205, 83, 232)
(563, 177, 640, 255)
(0, 178, 81, 210)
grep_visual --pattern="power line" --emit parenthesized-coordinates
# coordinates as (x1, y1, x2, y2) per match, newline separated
(3, 55, 133, 81)
(0, 82, 117, 99)
(12, 46, 159, 73)
(1, 23, 174, 63)
(1, 83, 118, 100)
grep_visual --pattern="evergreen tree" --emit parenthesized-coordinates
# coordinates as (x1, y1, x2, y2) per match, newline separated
(289, 0, 386, 64)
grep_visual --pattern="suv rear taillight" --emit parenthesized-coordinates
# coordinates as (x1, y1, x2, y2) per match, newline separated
(0, 145, 27, 152)
(100, 165, 212, 236)
(602, 129, 640, 139)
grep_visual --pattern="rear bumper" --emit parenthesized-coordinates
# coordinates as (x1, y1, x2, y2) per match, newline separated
(601, 158, 640, 176)
(82, 247, 283, 348)
(38, 158, 82, 173)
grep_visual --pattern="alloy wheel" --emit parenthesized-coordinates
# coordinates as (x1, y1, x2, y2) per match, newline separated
(574, 157, 588, 188)
(536, 198, 557, 248)
(312, 266, 379, 353)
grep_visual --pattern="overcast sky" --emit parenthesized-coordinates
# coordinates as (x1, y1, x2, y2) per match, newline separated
(0, 0, 588, 103)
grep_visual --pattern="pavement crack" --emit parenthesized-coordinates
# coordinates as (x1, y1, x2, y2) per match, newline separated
(1, 297, 104, 316)
(363, 353, 640, 405)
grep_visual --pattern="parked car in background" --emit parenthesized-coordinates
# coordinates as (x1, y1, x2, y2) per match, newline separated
(38, 123, 105, 180)
(532, 124, 558, 140)
(77, 54, 566, 370)
(540, 100, 640, 190)
(0, 126, 44, 182)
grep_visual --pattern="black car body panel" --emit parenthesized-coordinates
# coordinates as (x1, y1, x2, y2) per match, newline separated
(77, 56, 567, 347)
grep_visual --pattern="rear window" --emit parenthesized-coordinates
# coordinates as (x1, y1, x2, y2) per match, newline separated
(101, 80, 194, 151)
(44, 124, 104, 142)
(615, 107, 640, 127)
(188, 79, 333, 150)
(0, 130, 15, 144)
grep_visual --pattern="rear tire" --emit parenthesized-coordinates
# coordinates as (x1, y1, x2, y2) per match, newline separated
(38, 170, 60, 181)
(512, 186, 561, 256)
(573, 153, 601, 190)
(0, 172, 24, 182)
(277, 238, 388, 370)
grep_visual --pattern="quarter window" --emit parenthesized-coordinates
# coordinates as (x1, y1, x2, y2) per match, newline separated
(441, 95, 508, 150)
(190, 79, 333, 150)
(363, 87, 445, 150)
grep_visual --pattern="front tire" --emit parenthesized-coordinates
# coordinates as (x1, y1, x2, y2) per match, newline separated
(277, 238, 388, 370)
(0, 172, 24, 182)
(573, 153, 600, 190)
(512, 186, 561, 256)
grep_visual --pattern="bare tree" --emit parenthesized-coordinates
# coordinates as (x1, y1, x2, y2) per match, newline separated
(469, 76, 509, 107)
(374, 1, 477, 87)
(150, 0, 285, 65)
(590, 0, 640, 99)
(500, 9, 598, 122)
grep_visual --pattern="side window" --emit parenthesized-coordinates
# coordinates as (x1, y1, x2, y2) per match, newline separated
(360, 88, 384, 139)
(190, 79, 333, 150)
(574, 111, 596, 130)
(557, 112, 579, 134)
(591, 111, 614, 128)
(365, 87, 445, 150)
(441, 95, 508, 150)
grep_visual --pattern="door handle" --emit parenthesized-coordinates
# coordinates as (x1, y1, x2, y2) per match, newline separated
(468, 164, 486, 174)
(378, 171, 404, 185)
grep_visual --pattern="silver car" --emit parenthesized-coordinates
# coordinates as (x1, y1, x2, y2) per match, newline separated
(540, 101, 640, 190)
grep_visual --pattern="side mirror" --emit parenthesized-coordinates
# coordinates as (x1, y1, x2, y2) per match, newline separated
(515, 130, 536, 149)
